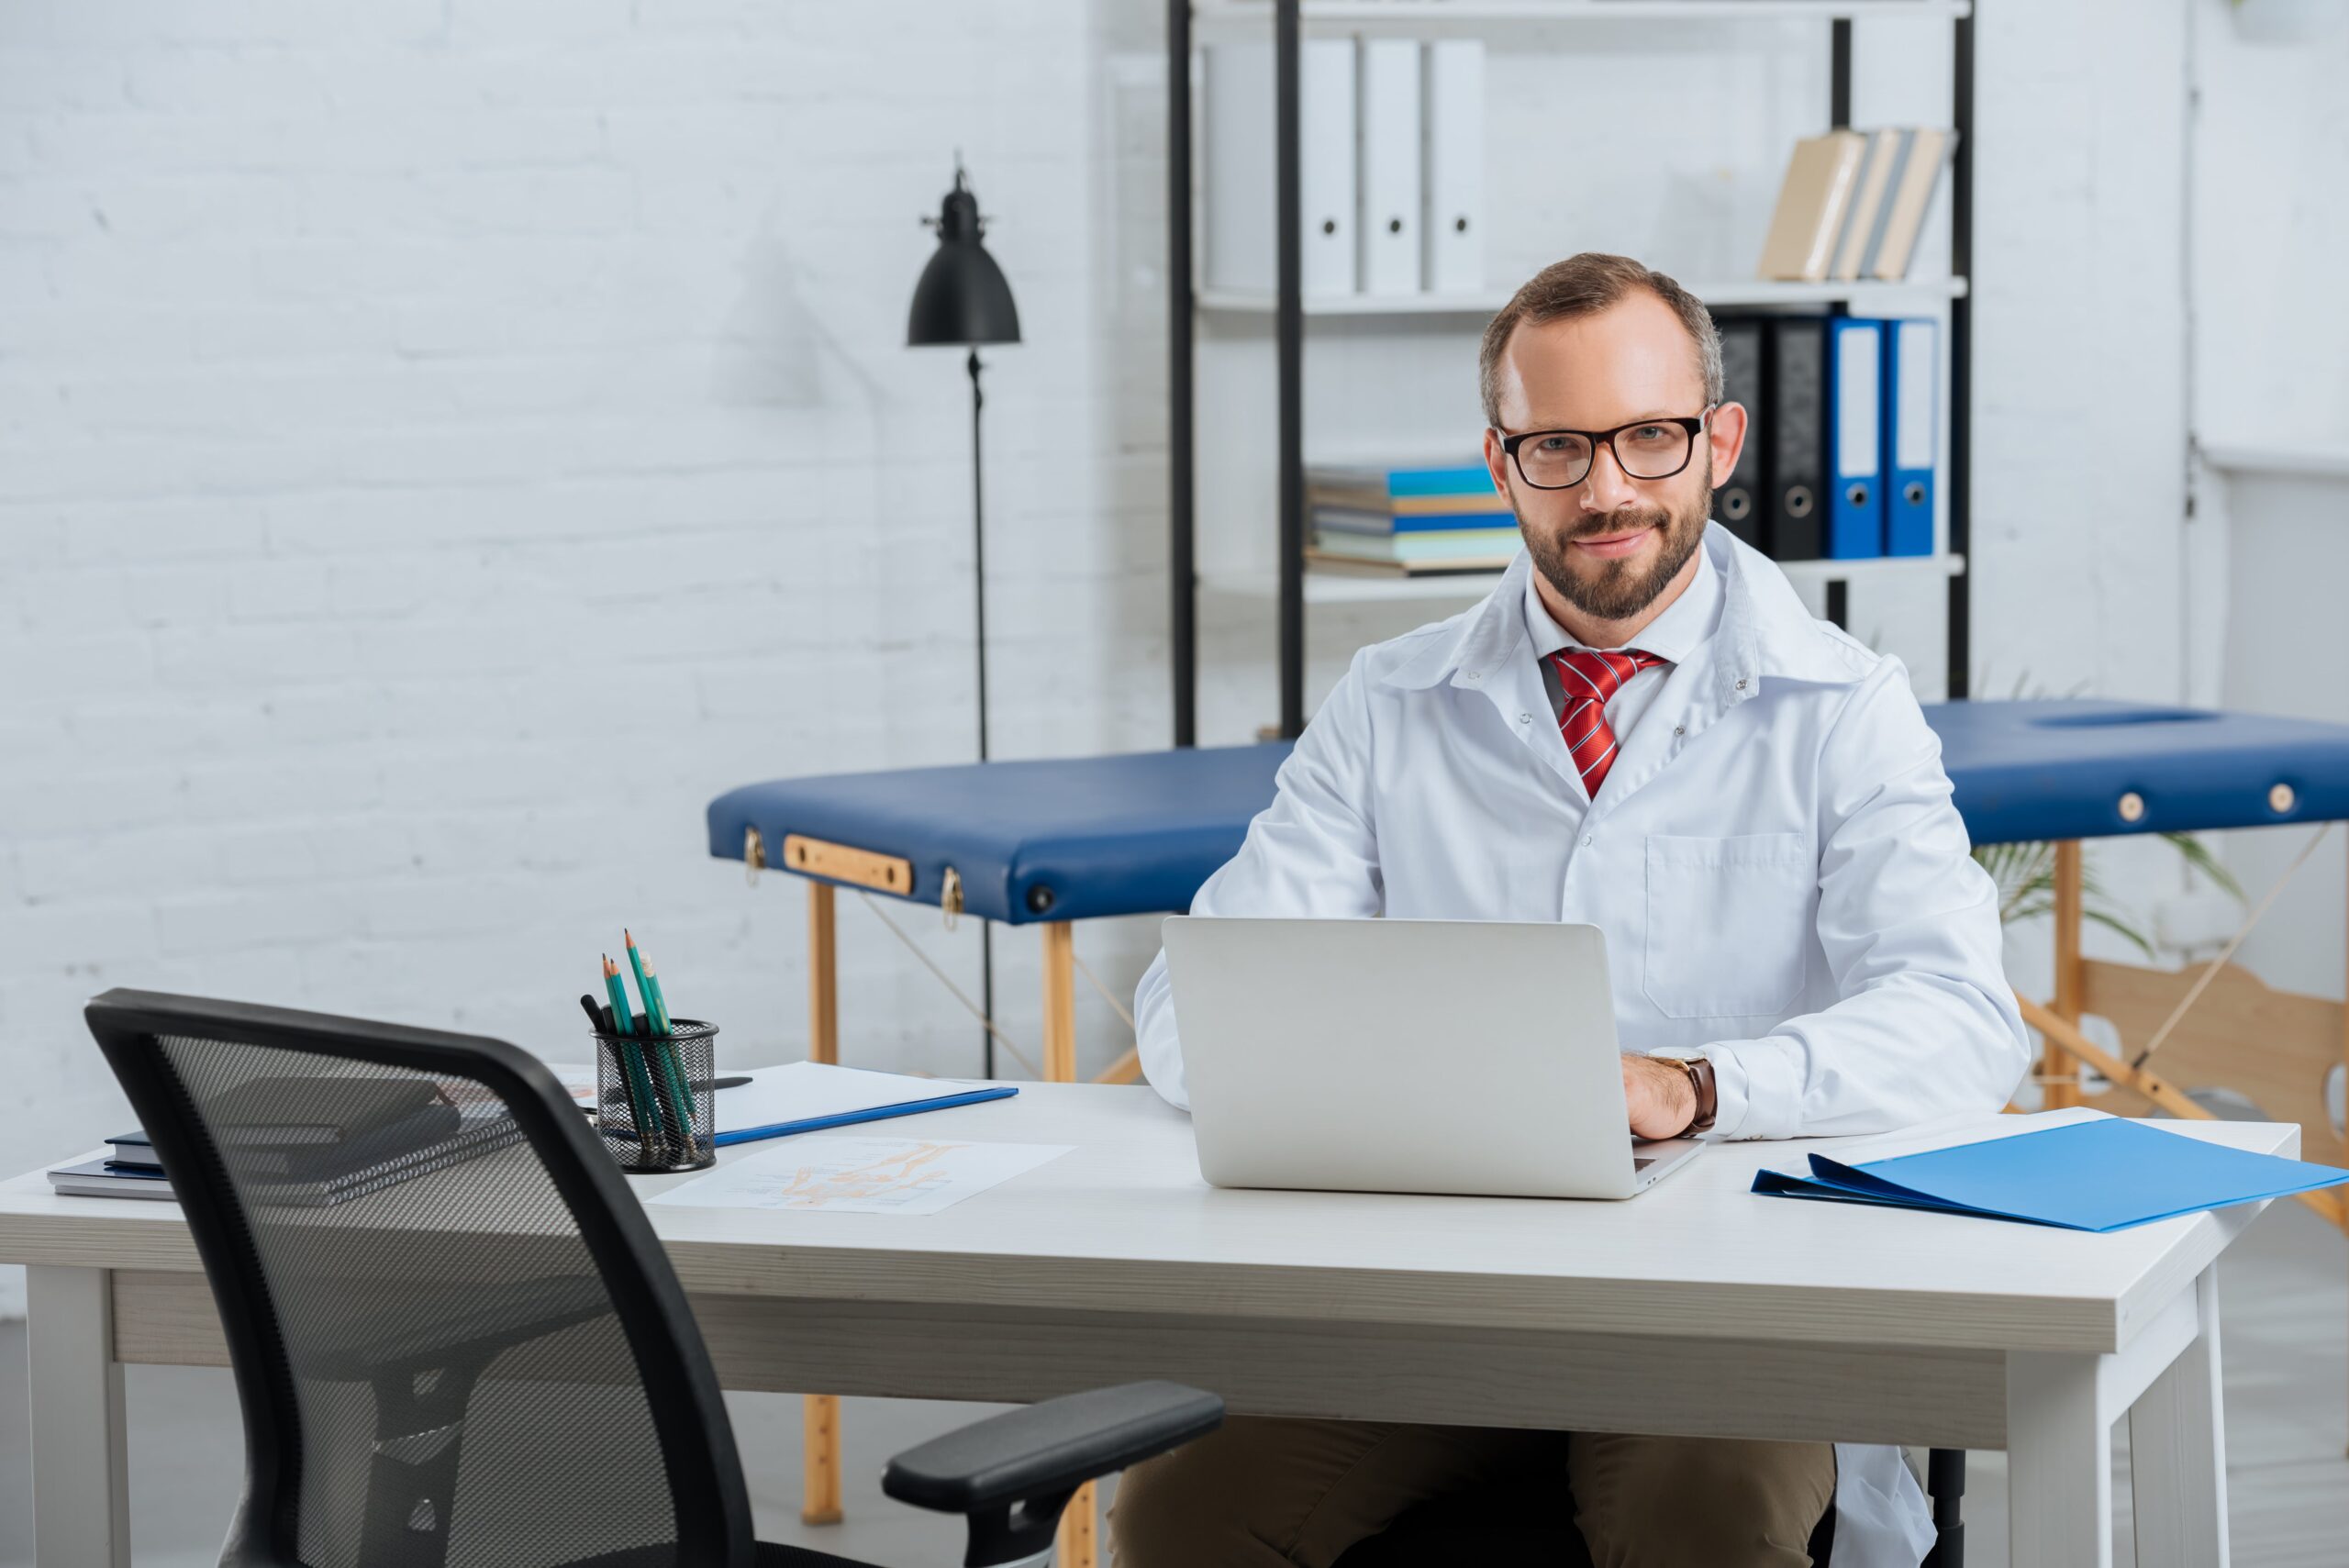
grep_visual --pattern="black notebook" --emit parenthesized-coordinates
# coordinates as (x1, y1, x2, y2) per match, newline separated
(212, 1075, 451, 1148)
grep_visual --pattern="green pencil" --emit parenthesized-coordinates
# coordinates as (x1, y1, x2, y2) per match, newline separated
(603, 955, 666, 1153)
(626, 930, 696, 1144)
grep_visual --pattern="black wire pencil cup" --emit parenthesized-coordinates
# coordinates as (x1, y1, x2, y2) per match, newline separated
(585, 937, 718, 1173)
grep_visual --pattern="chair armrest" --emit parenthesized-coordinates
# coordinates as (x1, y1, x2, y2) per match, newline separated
(882, 1380, 1222, 1516)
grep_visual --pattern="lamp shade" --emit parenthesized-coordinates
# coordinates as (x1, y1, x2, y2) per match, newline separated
(907, 168, 1020, 348)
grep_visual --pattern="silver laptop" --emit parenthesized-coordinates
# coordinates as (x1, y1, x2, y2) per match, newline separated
(1161, 917, 1703, 1200)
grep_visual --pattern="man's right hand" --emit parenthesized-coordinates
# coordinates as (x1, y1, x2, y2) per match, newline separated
(1621, 1052, 1698, 1140)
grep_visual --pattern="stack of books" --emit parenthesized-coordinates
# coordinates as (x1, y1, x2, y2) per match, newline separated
(1308, 461, 1518, 576)
(1756, 127, 1956, 284)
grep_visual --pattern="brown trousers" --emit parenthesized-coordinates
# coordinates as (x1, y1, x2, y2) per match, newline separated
(1108, 1415, 1835, 1568)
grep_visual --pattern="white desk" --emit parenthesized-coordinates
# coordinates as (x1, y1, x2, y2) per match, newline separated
(0, 1085, 2288, 1567)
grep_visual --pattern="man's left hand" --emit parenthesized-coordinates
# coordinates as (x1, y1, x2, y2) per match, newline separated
(1620, 1053, 1698, 1140)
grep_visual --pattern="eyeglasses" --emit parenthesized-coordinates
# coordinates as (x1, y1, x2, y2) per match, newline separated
(1496, 406, 1713, 491)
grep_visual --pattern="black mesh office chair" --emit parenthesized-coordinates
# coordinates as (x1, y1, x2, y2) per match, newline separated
(84, 989, 1220, 1568)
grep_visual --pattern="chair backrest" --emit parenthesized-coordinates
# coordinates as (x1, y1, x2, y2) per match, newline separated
(84, 988, 757, 1568)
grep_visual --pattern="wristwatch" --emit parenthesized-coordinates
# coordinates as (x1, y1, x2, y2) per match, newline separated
(1668, 1056, 1718, 1136)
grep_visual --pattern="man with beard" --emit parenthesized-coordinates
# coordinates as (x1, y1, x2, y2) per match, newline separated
(1110, 254, 2027, 1567)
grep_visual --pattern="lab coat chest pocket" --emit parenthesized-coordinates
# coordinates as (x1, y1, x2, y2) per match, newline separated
(1642, 832, 1813, 1018)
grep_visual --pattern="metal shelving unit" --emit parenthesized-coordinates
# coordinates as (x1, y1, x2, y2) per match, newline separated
(1166, 0, 1976, 742)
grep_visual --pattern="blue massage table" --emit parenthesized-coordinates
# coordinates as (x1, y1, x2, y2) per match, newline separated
(707, 702, 2349, 1113)
(709, 699, 2349, 1546)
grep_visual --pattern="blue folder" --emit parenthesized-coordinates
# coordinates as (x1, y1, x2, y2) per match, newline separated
(1752, 1116, 2349, 1231)
(1880, 317, 1937, 556)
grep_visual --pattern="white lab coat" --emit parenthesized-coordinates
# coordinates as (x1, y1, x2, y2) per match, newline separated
(1134, 526, 2030, 1567)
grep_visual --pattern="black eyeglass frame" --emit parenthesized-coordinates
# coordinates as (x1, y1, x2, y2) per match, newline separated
(1495, 406, 1716, 491)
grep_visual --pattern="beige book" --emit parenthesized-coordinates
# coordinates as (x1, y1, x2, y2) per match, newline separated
(1869, 128, 1956, 281)
(1756, 130, 1867, 283)
(1831, 128, 1906, 281)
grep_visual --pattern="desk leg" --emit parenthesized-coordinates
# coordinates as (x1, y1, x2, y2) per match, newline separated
(2005, 1349, 2111, 1568)
(804, 880, 844, 1524)
(27, 1265, 130, 1568)
(2129, 1267, 2230, 1568)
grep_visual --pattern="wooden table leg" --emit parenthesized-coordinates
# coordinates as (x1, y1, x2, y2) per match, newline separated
(1060, 1480, 1098, 1568)
(804, 880, 844, 1523)
(1041, 920, 1076, 1084)
(801, 1392, 843, 1527)
(1037, 919, 1096, 1566)
(28, 1265, 130, 1568)
(807, 880, 838, 1066)
(2044, 840, 2085, 1110)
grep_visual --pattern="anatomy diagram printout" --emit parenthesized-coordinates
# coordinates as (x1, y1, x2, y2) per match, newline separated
(649, 1135, 1073, 1216)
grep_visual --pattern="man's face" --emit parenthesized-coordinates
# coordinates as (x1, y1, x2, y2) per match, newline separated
(1481, 293, 1744, 624)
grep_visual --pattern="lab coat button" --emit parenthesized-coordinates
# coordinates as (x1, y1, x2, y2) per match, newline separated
(1518, 711, 1532, 724)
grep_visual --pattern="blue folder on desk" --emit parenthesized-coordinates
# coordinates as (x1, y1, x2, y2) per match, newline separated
(1753, 1116, 2349, 1231)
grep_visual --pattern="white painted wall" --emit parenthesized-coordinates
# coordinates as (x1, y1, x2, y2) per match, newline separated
(0, 0, 2289, 1314)
(0, 0, 1177, 1316)
(2185, 0, 2349, 1006)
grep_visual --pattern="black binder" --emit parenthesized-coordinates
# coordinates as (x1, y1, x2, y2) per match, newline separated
(1766, 315, 1831, 561)
(1712, 315, 1767, 549)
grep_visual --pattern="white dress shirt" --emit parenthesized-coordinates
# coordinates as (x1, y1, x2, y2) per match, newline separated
(1131, 524, 2029, 1566)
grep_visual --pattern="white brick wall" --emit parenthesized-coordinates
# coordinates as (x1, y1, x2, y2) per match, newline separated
(0, 0, 2235, 1317)
(0, 0, 1175, 1320)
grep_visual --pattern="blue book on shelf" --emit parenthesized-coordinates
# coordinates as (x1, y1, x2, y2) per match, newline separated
(1312, 506, 1516, 535)
(1752, 1115, 2349, 1231)
(1386, 463, 1497, 497)
(1313, 462, 1494, 498)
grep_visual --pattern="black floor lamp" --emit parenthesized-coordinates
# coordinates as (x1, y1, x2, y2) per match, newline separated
(908, 159, 1019, 1077)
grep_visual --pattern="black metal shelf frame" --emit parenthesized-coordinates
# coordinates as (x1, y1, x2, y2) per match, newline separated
(1167, 1, 1976, 741)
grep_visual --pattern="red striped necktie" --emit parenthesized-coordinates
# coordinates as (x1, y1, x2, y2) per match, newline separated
(1551, 647, 1669, 797)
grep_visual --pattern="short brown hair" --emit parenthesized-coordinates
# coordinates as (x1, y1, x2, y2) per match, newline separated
(1477, 252, 1723, 428)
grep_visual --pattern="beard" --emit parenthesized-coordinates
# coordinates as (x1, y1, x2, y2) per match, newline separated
(1520, 455, 1712, 623)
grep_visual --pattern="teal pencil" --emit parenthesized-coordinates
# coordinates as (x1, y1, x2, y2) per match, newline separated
(623, 930, 665, 1032)
(603, 955, 666, 1152)
(625, 931, 695, 1143)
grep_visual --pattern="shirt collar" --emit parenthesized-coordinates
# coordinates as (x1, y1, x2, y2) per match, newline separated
(1377, 523, 1875, 695)
(1520, 536, 1722, 665)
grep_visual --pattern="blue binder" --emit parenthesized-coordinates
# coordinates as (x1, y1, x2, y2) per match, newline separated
(1824, 317, 1885, 559)
(1752, 1115, 2349, 1231)
(1881, 318, 1938, 556)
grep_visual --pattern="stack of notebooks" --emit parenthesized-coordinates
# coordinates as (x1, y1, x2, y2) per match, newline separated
(1757, 127, 1956, 284)
(1308, 461, 1516, 576)
(50, 1077, 528, 1207)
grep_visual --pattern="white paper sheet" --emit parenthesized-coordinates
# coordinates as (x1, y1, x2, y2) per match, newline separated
(647, 1135, 1071, 1216)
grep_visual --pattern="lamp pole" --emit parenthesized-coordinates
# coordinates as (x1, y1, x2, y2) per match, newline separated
(907, 161, 1019, 1079)
(969, 347, 994, 1066)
